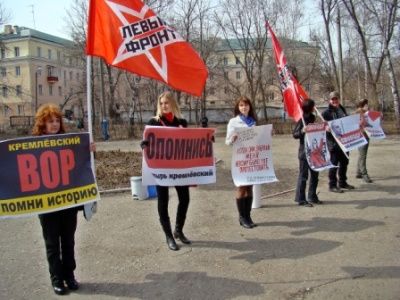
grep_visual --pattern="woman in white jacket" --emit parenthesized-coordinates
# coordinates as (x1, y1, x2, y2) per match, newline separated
(226, 96, 258, 229)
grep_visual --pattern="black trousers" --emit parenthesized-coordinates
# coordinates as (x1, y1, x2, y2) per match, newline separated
(39, 208, 78, 284)
(328, 149, 349, 188)
(156, 185, 190, 234)
(295, 155, 319, 203)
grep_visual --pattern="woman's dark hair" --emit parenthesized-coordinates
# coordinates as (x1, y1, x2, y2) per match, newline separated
(302, 99, 315, 114)
(357, 98, 368, 108)
(233, 96, 257, 121)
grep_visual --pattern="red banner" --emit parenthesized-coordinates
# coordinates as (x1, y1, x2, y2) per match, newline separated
(266, 21, 307, 122)
(86, 0, 208, 97)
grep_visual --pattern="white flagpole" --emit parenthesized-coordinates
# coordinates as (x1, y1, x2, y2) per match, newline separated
(84, 55, 97, 220)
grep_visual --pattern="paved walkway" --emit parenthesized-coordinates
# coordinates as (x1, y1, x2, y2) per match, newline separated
(1, 135, 399, 299)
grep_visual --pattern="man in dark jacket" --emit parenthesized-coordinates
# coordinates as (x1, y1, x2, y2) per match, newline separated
(322, 91, 355, 193)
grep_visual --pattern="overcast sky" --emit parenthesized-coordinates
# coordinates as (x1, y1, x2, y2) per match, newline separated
(2, 0, 321, 41)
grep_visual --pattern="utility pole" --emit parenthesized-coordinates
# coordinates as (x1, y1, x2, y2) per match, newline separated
(336, 3, 344, 105)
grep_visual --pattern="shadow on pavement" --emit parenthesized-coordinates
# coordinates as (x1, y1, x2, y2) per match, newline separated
(342, 266, 400, 279)
(258, 217, 385, 236)
(192, 238, 342, 264)
(77, 271, 264, 299)
(322, 198, 400, 209)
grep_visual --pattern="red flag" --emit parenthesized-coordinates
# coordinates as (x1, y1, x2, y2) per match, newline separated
(86, 0, 208, 97)
(266, 21, 307, 121)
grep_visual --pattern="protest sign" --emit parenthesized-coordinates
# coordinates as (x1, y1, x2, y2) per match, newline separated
(142, 127, 216, 186)
(363, 111, 386, 139)
(231, 125, 277, 186)
(305, 123, 335, 172)
(0, 133, 100, 218)
(328, 114, 368, 152)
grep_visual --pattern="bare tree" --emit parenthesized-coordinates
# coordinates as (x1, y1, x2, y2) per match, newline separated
(214, 0, 276, 120)
(0, 1, 10, 25)
(319, 0, 340, 91)
(363, 0, 399, 127)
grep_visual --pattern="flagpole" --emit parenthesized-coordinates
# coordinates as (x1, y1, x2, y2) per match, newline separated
(84, 55, 97, 220)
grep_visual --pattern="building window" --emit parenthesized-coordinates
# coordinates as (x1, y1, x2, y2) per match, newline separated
(57, 51, 61, 61)
(49, 85, 53, 96)
(69, 71, 73, 80)
(37, 47, 41, 57)
(14, 47, 20, 57)
(1, 67, 6, 77)
(209, 87, 215, 95)
(48, 49, 52, 59)
(2, 86, 8, 97)
(18, 105, 24, 115)
(236, 71, 241, 80)
(76, 72, 80, 81)
(38, 84, 43, 96)
(224, 86, 228, 94)
(16, 85, 22, 96)
(235, 57, 241, 64)
(224, 72, 228, 79)
(1, 48, 5, 59)
(223, 57, 228, 65)
(210, 101, 215, 105)
(58, 86, 62, 96)
(15, 66, 21, 76)
(47, 65, 56, 77)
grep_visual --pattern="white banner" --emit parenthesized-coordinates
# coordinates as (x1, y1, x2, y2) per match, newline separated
(231, 125, 278, 187)
(328, 114, 368, 152)
(363, 111, 386, 140)
(305, 123, 336, 172)
(141, 127, 216, 186)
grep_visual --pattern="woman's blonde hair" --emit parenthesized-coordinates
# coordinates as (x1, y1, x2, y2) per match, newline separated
(32, 103, 65, 136)
(155, 91, 182, 120)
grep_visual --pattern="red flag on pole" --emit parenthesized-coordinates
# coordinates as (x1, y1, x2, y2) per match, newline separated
(266, 21, 308, 121)
(86, 0, 208, 97)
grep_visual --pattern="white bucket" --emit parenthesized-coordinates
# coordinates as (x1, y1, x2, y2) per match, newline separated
(252, 184, 262, 208)
(130, 176, 147, 200)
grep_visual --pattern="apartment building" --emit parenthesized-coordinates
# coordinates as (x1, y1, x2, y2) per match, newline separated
(206, 38, 323, 109)
(0, 25, 84, 129)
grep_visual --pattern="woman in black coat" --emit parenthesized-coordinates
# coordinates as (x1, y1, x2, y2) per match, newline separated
(292, 99, 323, 207)
(141, 91, 191, 251)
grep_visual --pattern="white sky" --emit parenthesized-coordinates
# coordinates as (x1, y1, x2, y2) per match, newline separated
(2, 0, 74, 39)
(2, 0, 322, 41)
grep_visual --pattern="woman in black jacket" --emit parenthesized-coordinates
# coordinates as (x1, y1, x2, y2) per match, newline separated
(141, 91, 191, 251)
(292, 99, 323, 207)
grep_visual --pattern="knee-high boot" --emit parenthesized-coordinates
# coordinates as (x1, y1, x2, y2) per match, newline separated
(173, 217, 191, 244)
(236, 198, 252, 229)
(245, 196, 257, 227)
(160, 218, 179, 251)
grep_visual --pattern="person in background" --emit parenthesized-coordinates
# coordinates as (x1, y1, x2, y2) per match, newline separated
(322, 91, 355, 193)
(356, 99, 373, 183)
(141, 91, 191, 251)
(33, 103, 95, 295)
(226, 96, 258, 229)
(292, 99, 323, 207)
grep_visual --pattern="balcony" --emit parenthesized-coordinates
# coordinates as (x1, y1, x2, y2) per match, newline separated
(47, 76, 58, 83)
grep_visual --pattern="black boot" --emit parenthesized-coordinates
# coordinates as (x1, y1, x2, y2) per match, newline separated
(246, 196, 257, 227)
(174, 228, 191, 244)
(160, 218, 179, 251)
(236, 198, 252, 229)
